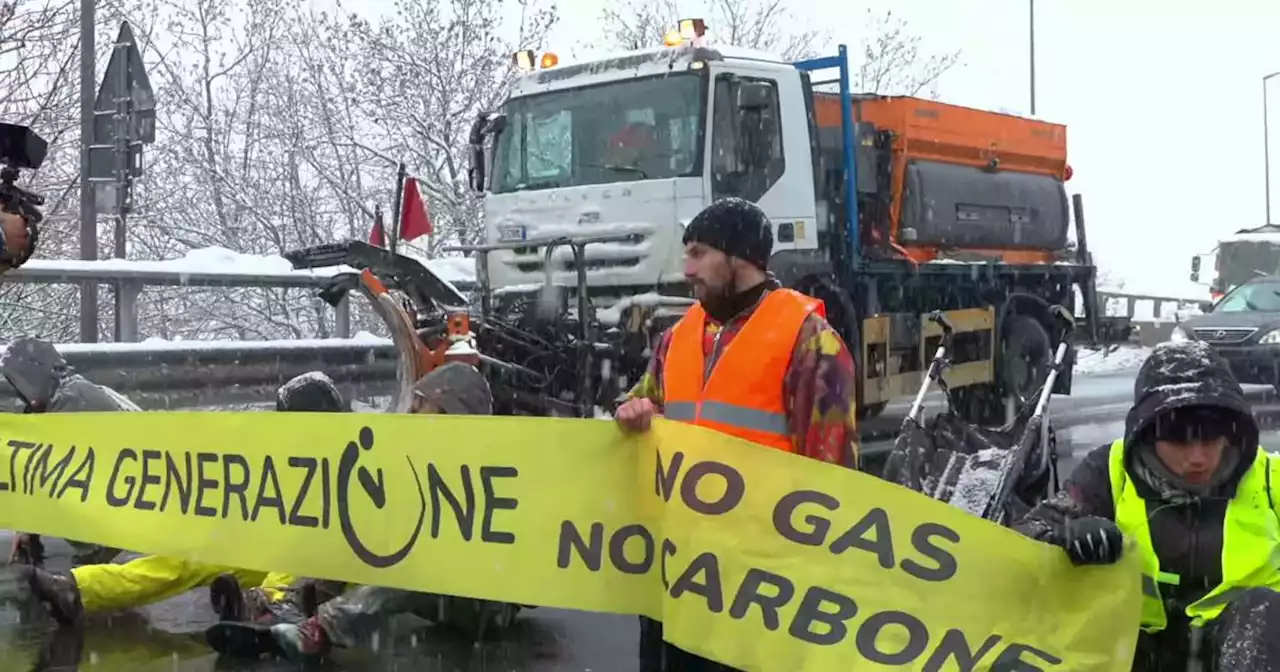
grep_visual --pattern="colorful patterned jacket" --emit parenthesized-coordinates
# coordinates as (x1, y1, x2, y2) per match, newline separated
(626, 281, 859, 468)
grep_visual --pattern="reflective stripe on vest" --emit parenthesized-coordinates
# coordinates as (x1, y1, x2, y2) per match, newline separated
(1108, 439, 1280, 632)
(661, 288, 824, 452)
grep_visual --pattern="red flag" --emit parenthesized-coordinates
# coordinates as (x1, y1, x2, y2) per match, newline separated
(399, 177, 433, 241)
(368, 209, 387, 247)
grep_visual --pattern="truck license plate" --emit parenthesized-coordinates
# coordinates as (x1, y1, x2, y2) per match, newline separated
(498, 225, 527, 243)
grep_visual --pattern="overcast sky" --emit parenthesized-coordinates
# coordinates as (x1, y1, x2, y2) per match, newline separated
(341, 0, 1280, 298)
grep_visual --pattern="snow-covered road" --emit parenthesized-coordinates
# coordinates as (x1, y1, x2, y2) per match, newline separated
(1074, 345, 1153, 376)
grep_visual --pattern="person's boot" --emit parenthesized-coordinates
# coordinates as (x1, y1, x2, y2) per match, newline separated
(209, 573, 248, 622)
(16, 565, 83, 627)
(270, 617, 331, 661)
(206, 614, 331, 661)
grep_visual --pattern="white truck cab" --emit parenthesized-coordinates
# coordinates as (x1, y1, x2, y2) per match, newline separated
(470, 23, 822, 302)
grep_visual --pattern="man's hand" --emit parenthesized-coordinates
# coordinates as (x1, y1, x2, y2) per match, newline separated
(1064, 516, 1124, 566)
(615, 397, 657, 432)
(1, 212, 30, 268)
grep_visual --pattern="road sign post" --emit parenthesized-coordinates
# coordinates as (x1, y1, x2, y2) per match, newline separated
(89, 21, 154, 342)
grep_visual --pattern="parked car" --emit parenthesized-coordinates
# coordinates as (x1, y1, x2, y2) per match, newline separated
(1171, 275, 1280, 391)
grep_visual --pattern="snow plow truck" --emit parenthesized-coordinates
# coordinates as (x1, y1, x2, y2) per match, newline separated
(287, 23, 1105, 427)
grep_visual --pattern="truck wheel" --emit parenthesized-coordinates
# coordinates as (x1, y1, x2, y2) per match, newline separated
(1001, 314, 1053, 406)
(950, 314, 1053, 426)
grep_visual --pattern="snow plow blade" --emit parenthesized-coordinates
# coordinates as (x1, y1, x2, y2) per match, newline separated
(285, 240, 469, 309)
(283, 240, 474, 412)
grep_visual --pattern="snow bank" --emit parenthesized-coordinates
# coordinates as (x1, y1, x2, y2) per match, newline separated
(20, 246, 477, 285)
(1074, 345, 1153, 376)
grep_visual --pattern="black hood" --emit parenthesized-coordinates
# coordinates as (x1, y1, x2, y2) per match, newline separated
(1123, 341, 1258, 493)
(0, 337, 68, 409)
(277, 371, 347, 412)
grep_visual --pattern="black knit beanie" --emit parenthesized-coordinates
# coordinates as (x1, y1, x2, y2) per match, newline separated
(682, 198, 773, 270)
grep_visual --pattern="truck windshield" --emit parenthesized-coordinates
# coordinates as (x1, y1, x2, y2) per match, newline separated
(490, 73, 705, 194)
(1215, 280, 1280, 313)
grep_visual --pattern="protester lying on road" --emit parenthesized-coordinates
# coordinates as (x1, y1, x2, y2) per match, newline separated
(13, 371, 348, 627)
(208, 371, 351, 626)
(207, 362, 522, 662)
(1014, 341, 1280, 672)
(2, 336, 141, 568)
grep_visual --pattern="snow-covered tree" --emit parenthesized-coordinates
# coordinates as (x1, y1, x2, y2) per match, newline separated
(596, 1, 960, 97)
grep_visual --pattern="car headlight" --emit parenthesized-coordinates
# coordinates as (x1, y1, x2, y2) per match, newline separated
(1170, 326, 1190, 342)
(1260, 329, 1280, 345)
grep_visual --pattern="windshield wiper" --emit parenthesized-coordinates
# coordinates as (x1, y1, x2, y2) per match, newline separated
(581, 162, 650, 179)
(514, 180, 562, 191)
(604, 164, 648, 178)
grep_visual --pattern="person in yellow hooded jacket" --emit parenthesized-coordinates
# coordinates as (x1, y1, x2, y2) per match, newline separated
(12, 370, 349, 626)
(1014, 342, 1280, 671)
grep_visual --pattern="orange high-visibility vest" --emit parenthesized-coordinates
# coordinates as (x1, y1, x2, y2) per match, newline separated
(662, 288, 825, 452)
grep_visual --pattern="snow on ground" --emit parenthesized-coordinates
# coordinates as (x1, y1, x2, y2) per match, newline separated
(18, 246, 477, 286)
(1074, 345, 1153, 376)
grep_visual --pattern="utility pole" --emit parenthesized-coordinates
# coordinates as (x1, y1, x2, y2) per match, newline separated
(1029, 0, 1036, 116)
(78, 0, 97, 342)
(1266, 71, 1280, 225)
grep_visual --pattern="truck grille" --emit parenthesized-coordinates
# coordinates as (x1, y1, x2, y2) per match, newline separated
(1193, 327, 1258, 344)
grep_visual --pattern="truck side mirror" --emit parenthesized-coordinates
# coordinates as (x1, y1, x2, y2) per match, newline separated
(468, 149, 485, 193)
(1199, 301, 1214, 313)
(467, 113, 506, 193)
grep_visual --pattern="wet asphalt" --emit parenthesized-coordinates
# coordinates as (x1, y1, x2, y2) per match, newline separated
(2, 371, 1277, 671)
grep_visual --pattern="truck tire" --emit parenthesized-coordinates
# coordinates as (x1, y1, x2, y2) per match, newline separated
(951, 313, 1053, 426)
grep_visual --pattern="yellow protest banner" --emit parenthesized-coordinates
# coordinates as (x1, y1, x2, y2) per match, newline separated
(0, 412, 1141, 670)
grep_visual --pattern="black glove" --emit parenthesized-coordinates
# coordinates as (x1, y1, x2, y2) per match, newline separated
(1063, 516, 1123, 565)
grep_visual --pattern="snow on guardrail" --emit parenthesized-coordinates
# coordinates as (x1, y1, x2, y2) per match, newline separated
(18, 246, 478, 286)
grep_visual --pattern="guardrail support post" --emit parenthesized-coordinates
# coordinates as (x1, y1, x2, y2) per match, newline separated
(114, 280, 142, 342)
(335, 296, 351, 338)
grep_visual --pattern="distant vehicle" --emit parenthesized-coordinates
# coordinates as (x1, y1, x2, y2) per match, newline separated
(1171, 274, 1280, 392)
(1191, 224, 1280, 302)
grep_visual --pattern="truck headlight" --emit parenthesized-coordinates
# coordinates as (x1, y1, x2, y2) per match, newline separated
(1170, 326, 1190, 342)
(1260, 329, 1280, 345)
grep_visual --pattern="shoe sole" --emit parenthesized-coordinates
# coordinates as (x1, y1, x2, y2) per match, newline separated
(206, 622, 282, 659)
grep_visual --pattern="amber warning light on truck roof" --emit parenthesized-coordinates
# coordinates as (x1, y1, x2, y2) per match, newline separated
(513, 49, 559, 72)
(664, 18, 707, 48)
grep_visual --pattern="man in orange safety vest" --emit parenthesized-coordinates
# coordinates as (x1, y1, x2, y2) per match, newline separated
(614, 197, 859, 672)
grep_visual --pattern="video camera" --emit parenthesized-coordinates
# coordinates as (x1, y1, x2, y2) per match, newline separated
(0, 122, 47, 269)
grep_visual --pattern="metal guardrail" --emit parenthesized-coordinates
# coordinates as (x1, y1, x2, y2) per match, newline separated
(0, 340, 401, 411)
(3, 264, 354, 342)
(2, 261, 479, 343)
